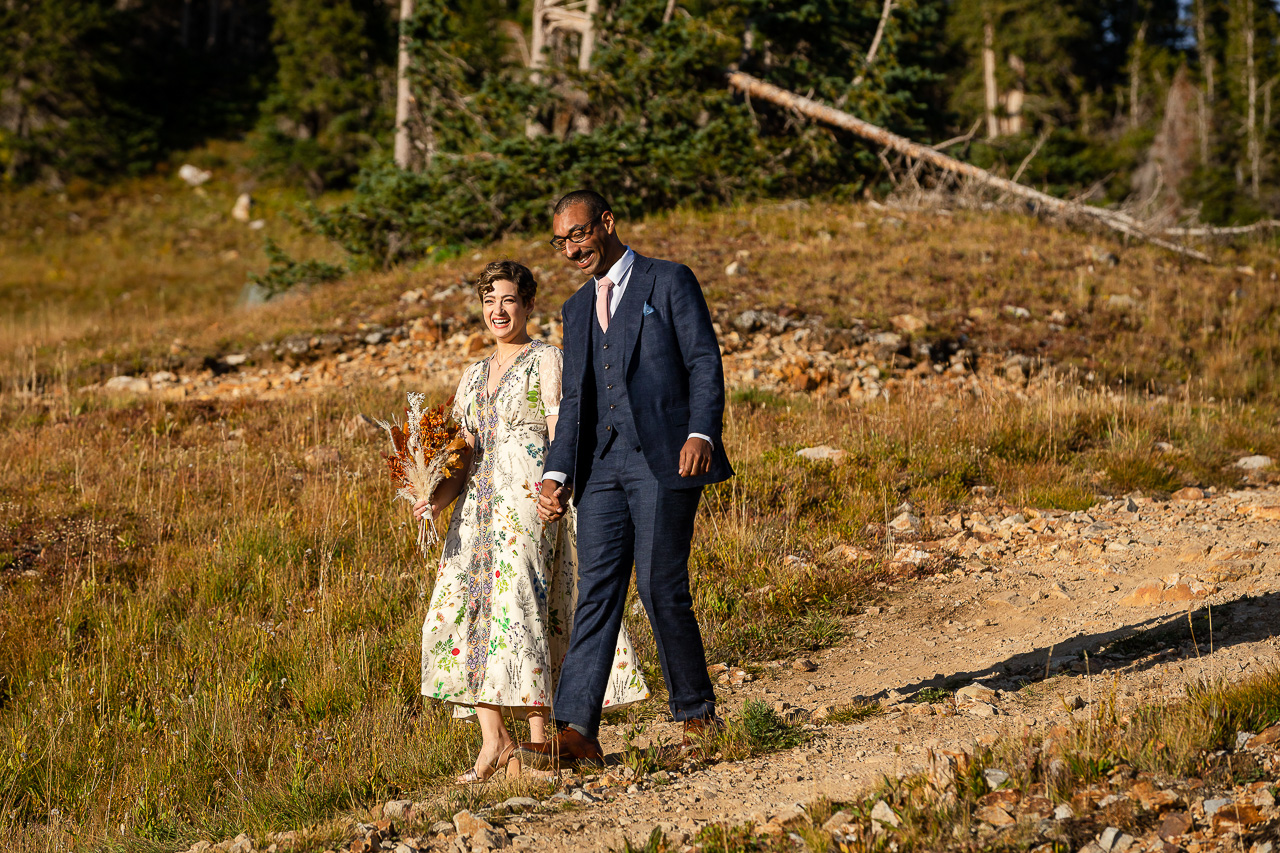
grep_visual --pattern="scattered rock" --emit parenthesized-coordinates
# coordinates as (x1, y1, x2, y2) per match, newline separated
(453, 810, 493, 837)
(1247, 723, 1280, 748)
(792, 658, 818, 672)
(982, 769, 1010, 791)
(1130, 781, 1181, 813)
(232, 193, 252, 222)
(824, 544, 876, 564)
(869, 800, 899, 830)
(1202, 797, 1231, 817)
(1172, 486, 1205, 501)
(889, 313, 928, 334)
(888, 512, 921, 535)
(955, 683, 997, 704)
(796, 445, 846, 462)
(502, 797, 540, 811)
(1157, 812, 1192, 839)
(178, 164, 212, 186)
(1211, 803, 1265, 832)
(975, 805, 1015, 827)
(381, 800, 413, 820)
(1235, 455, 1273, 470)
(104, 375, 150, 394)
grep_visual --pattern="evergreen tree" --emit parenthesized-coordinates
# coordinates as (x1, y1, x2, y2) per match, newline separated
(0, 1, 160, 182)
(254, 0, 397, 191)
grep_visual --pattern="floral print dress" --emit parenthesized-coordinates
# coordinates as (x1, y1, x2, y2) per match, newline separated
(421, 341, 649, 717)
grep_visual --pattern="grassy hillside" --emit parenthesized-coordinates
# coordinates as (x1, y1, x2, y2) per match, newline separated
(2, 174, 1279, 851)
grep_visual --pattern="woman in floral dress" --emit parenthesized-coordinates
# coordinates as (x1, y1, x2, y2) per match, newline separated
(415, 261, 648, 783)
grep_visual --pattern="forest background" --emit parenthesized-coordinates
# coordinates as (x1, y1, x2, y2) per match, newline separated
(2, 0, 1279, 277)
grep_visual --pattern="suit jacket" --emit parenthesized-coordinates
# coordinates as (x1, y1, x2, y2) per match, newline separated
(546, 253, 733, 496)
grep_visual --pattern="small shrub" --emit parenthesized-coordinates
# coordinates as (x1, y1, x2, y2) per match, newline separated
(247, 238, 346, 299)
(741, 699, 806, 754)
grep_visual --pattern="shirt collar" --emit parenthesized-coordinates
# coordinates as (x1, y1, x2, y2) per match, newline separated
(597, 246, 634, 290)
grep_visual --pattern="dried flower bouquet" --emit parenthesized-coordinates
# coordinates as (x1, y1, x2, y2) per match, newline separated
(374, 392, 468, 553)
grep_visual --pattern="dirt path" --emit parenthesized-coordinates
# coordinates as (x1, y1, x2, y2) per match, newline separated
(317, 486, 1280, 853)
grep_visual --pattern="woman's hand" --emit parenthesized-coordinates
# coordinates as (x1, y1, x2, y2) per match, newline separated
(413, 496, 442, 521)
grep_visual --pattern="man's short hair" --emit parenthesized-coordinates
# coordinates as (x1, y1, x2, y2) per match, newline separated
(475, 260, 538, 305)
(554, 190, 611, 221)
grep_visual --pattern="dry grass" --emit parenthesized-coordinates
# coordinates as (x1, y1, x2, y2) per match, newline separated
(3, 176, 1280, 849)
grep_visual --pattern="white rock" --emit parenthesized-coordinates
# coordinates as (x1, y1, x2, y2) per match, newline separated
(1053, 804, 1074, 820)
(149, 371, 177, 385)
(177, 164, 212, 186)
(955, 683, 997, 703)
(982, 768, 1009, 790)
(796, 445, 846, 462)
(890, 547, 930, 565)
(223, 354, 248, 366)
(248, 219, 266, 230)
(231, 193, 252, 222)
(725, 261, 743, 276)
(104, 375, 149, 393)
(869, 800, 899, 830)
(1235, 455, 1273, 471)
(888, 512, 921, 534)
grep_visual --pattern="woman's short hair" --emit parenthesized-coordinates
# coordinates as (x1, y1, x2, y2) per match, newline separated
(475, 260, 537, 305)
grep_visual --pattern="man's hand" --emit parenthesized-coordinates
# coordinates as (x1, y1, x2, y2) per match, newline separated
(678, 437, 712, 477)
(537, 478, 571, 522)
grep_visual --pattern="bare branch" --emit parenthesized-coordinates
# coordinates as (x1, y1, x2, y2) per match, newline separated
(1010, 128, 1051, 184)
(851, 0, 893, 87)
(725, 71, 1212, 262)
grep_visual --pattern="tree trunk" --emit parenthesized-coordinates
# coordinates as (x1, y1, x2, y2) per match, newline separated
(578, 0, 600, 71)
(1244, 0, 1259, 197)
(725, 71, 1211, 261)
(983, 18, 999, 139)
(1197, 0, 1215, 104)
(394, 0, 415, 170)
(1129, 20, 1147, 128)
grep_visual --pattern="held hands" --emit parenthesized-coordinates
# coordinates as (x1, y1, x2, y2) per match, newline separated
(536, 478, 571, 523)
(678, 436, 712, 478)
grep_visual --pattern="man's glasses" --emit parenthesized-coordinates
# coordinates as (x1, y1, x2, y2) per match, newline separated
(548, 215, 602, 251)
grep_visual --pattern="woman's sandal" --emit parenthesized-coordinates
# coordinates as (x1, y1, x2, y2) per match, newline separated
(455, 743, 518, 785)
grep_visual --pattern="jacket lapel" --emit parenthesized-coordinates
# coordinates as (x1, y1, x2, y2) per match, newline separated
(563, 282, 595, 389)
(617, 255, 655, 377)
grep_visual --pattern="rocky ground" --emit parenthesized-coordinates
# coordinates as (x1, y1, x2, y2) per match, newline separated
(84, 295, 1053, 406)
(88, 289, 1280, 853)
(179, 481, 1280, 853)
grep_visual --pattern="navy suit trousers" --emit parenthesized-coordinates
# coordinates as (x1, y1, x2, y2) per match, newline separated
(552, 444, 716, 737)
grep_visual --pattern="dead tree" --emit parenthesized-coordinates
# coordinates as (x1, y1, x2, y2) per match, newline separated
(531, 0, 600, 73)
(394, 0, 415, 169)
(726, 71, 1211, 261)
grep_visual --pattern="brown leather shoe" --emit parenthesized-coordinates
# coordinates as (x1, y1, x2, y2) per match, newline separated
(681, 714, 725, 758)
(515, 727, 605, 772)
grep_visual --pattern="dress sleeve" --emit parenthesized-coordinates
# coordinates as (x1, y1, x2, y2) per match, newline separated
(538, 344, 564, 417)
(453, 362, 478, 433)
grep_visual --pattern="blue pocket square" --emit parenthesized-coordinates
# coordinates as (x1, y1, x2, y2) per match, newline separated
(643, 302, 655, 316)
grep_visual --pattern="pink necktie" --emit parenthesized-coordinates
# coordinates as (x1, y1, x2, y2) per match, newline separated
(596, 276, 614, 332)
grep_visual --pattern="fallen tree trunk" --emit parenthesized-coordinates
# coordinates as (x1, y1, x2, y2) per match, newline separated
(726, 71, 1211, 262)
(1162, 220, 1280, 238)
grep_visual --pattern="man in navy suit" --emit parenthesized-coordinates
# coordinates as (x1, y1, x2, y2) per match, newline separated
(517, 190, 733, 770)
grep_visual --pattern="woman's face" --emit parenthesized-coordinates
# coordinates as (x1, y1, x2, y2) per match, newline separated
(482, 279, 532, 344)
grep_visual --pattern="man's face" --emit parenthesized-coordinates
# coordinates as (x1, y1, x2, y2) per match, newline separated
(551, 204, 615, 278)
